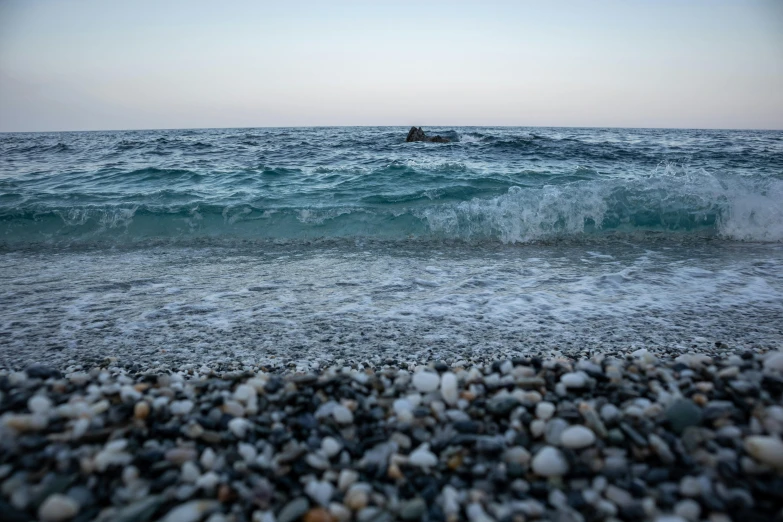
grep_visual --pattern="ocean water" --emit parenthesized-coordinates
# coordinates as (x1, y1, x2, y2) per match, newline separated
(1, 127, 782, 366)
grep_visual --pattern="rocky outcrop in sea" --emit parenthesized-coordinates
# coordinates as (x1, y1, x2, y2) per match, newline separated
(405, 127, 450, 143)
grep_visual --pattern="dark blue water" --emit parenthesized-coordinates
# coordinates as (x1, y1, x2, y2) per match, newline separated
(2, 127, 782, 245)
(1, 127, 782, 367)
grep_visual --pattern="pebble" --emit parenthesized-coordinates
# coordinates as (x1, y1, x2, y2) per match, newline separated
(503, 446, 531, 466)
(679, 476, 701, 497)
(440, 372, 458, 405)
(133, 401, 150, 420)
(27, 395, 52, 414)
(600, 403, 621, 423)
(535, 401, 556, 420)
(744, 435, 783, 470)
(412, 371, 440, 393)
(38, 494, 80, 522)
(560, 372, 587, 388)
(228, 417, 250, 438)
(321, 436, 342, 458)
(0, 350, 781, 521)
(170, 400, 194, 416)
(560, 425, 596, 449)
(399, 497, 426, 520)
(666, 399, 703, 434)
(304, 480, 334, 506)
(303, 508, 333, 522)
(531, 446, 569, 476)
(338, 469, 359, 491)
(674, 499, 702, 521)
(344, 485, 370, 511)
(277, 497, 310, 522)
(763, 351, 783, 373)
(233, 384, 256, 403)
(332, 405, 354, 424)
(408, 443, 438, 469)
(160, 500, 219, 522)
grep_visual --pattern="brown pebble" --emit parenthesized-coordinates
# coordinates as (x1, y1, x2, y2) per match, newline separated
(303, 508, 335, 522)
(460, 391, 475, 401)
(387, 462, 404, 480)
(218, 484, 236, 503)
(133, 383, 150, 392)
(447, 454, 463, 470)
(692, 393, 708, 406)
(133, 401, 150, 420)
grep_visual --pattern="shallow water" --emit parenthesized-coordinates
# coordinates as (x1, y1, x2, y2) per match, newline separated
(1, 240, 781, 367)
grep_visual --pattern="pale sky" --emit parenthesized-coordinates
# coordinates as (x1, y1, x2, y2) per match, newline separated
(1, 0, 781, 131)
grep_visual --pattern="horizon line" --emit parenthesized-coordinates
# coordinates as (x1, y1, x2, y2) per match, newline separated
(2, 123, 783, 134)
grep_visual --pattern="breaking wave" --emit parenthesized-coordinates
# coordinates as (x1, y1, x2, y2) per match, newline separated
(1, 169, 780, 246)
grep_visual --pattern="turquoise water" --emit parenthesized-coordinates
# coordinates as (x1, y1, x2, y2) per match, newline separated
(1, 127, 782, 245)
(1, 127, 782, 366)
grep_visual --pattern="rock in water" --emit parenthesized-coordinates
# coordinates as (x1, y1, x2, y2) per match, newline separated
(405, 126, 450, 143)
(406, 127, 427, 142)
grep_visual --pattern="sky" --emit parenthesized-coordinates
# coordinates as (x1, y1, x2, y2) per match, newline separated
(0, 0, 782, 132)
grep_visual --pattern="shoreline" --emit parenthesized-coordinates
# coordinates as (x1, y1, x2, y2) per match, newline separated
(1, 347, 782, 521)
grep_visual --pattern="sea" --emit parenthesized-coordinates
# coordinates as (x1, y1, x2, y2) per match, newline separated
(1, 127, 782, 368)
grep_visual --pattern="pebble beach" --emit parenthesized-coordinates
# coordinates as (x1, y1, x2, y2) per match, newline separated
(2, 347, 783, 522)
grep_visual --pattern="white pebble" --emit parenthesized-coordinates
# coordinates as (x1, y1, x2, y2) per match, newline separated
(466, 502, 493, 522)
(233, 384, 256, 403)
(120, 385, 142, 402)
(322, 436, 343, 458)
(560, 372, 587, 388)
(332, 405, 354, 424)
(600, 403, 621, 422)
(531, 446, 569, 476)
(441, 485, 460, 515)
(38, 494, 79, 522)
(674, 499, 701, 521)
(181, 461, 201, 483)
(409, 443, 438, 469)
(535, 401, 555, 420)
(393, 398, 413, 414)
(744, 435, 783, 470)
(161, 500, 219, 522)
(200, 448, 216, 470)
(440, 372, 458, 406)
(560, 425, 596, 449)
(28, 395, 53, 415)
(338, 469, 359, 491)
(763, 352, 783, 373)
(413, 371, 440, 393)
(503, 446, 531, 466)
(196, 471, 220, 492)
(170, 400, 194, 416)
(238, 442, 258, 462)
(228, 417, 250, 438)
(530, 419, 546, 438)
(305, 479, 334, 506)
(679, 476, 701, 497)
